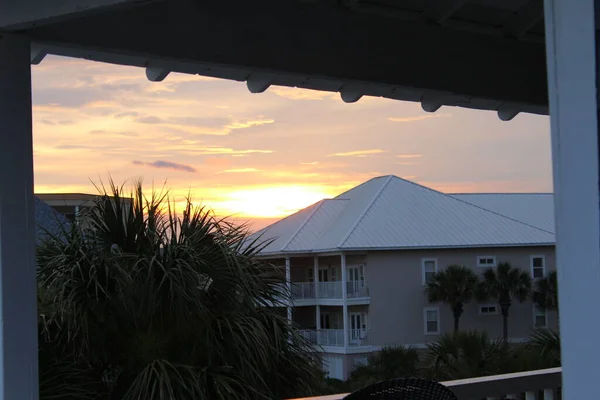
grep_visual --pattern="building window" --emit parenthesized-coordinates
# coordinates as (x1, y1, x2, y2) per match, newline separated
(424, 307, 440, 334)
(422, 258, 438, 285)
(534, 305, 548, 328)
(477, 256, 496, 268)
(531, 256, 546, 279)
(479, 304, 499, 315)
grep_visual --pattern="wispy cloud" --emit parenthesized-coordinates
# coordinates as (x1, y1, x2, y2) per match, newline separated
(220, 168, 260, 173)
(181, 147, 273, 156)
(396, 154, 422, 158)
(329, 149, 387, 157)
(225, 118, 274, 130)
(388, 113, 452, 123)
(396, 162, 417, 165)
(90, 129, 138, 137)
(133, 115, 274, 135)
(132, 160, 196, 173)
(301, 161, 320, 165)
(270, 87, 335, 101)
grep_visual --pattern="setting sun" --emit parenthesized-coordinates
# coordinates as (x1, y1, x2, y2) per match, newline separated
(212, 185, 335, 218)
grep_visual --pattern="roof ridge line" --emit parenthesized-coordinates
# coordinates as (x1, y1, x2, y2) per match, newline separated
(391, 176, 555, 234)
(281, 200, 326, 251)
(449, 195, 556, 235)
(338, 175, 393, 248)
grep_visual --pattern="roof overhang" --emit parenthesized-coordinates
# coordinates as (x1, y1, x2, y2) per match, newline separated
(258, 242, 556, 257)
(3, 0, 549, 118)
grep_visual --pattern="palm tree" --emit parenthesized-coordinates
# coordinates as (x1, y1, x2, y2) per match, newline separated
(533, 270, 559, 312)
(425, 265, 479, 333)
(476, 262, 532, 341)
(350, 346, 420, 390)
(425, 331, 505, 380)
(528, 328, 561, 367)
(36, 180, 321, 400)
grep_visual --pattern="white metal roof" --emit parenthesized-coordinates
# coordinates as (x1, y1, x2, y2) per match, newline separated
(252, 175, 555, 255)
(451, 193, 555, 233)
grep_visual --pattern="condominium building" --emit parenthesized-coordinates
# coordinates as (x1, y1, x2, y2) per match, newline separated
(252, 176, 556, 380)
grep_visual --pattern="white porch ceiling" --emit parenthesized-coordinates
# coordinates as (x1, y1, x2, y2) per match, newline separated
(3, 0, 550, 118)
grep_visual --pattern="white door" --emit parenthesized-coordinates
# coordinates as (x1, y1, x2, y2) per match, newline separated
(320, 312, 331, 329)
(349, 312, 367, 344)
(347, 265, 365, 296)
(319, 268, 329, 282)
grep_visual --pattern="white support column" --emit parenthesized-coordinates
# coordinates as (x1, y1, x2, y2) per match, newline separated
(313, 256, 319, 298)
(316, 305, 321, 330)
(285, 257, 292, 324)
(0, 34, 39, 400)
(543, 1, 600, 399)
(341, 253, 349, 347)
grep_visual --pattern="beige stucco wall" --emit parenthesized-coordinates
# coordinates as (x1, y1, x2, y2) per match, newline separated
(365, 246, 557, 347)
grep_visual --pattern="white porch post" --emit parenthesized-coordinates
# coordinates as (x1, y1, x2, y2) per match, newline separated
(313, 256, 319, 298)
(341, 253, 349, 347)
(285, 257, 292, 324)
(544, 1, 600, 399)
(316, 305, 321, 330)
(0, 34, 39, 400)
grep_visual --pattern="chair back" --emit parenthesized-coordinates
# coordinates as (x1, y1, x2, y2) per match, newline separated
(343, 377, 459, 400)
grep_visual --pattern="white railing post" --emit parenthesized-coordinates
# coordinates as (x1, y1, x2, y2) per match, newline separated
(0, 33, 39, 400)
(313, 256, 319, 298)
(316, 305, 321, 330)
(341, 253, 349, 348)
(544, 1, 600, 399)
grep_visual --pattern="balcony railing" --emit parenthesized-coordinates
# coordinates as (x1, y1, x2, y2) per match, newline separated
(291, 281, 369, 300)
(289, 367, 562, 400)
(317, 282, 343, 299)
(346, 281, 369, 298)
(298, 329, 370, 348)
(291, 282, 316, 300)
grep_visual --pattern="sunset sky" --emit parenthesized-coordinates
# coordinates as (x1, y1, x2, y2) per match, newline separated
(32, 55, 553, 231)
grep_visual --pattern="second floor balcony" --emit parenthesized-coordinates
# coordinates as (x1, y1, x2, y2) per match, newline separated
(299, 329, 370, 348)
(291, 281, 369, 301)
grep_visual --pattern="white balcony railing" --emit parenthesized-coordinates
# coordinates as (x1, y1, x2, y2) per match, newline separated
(291, 281, 369, 300)
(317, 281, 343, 299)
(348, 329, 369, 346)
(346, 281, 369, 298)
(299, 329, 370, 348)
(288, 367, 562, 400)
(291, 282, 316, 300)
(299, 329, 345, 347)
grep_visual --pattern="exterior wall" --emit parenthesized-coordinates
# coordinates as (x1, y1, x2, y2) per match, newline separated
(365, 246, 556, 347)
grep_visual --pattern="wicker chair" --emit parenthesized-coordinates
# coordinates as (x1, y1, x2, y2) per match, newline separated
(343, 377, 459, 400)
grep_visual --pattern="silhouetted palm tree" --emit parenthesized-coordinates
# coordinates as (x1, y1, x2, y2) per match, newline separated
(476, 262, 532, 341)
(37, 180, 321, 400)
(350, 346, 420, 390)
(426, 265, 479, 333)
(425, 331, 505, 380)
(533, 270, 558, 313)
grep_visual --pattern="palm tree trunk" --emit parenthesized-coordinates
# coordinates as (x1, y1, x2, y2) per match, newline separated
(500, 301, 510, 342)
(452, 304, 463, 334)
